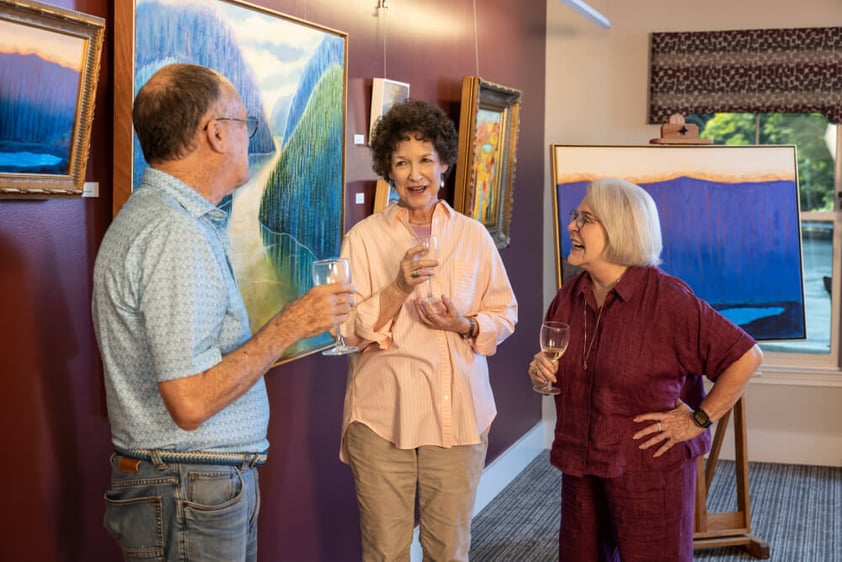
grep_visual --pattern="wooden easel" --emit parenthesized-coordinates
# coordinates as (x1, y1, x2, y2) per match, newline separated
(692, 395, 769, 558)
(649, 117, 768, 557)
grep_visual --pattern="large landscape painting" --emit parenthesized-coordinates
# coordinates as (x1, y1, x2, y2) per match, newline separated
(551, 144, 805, 342)
(118, 0, 347, 360)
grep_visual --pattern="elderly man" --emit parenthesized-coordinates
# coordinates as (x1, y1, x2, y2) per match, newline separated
(92, 63, 353, 562)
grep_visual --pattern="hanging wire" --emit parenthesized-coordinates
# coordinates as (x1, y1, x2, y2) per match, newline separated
(472, 0, 480, 76)
(381, 1, 388, 76)
(377, 0, 389, 78)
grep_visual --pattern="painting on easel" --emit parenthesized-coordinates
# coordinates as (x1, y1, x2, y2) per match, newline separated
(550, 144, 805, 342)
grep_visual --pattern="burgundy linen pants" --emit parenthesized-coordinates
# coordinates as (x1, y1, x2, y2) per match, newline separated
(558, 457, 696, 562)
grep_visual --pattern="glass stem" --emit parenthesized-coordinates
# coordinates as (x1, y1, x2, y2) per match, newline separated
(334, 323, 346, 348)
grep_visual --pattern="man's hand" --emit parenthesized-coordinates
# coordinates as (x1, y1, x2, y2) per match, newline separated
(277, 281, 355, 340)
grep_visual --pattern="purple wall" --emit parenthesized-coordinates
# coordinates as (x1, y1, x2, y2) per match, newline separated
(0, 1, 546, 560)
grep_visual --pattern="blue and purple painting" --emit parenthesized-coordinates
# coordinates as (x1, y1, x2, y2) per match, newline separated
(0, 19, 84, 175)
(132, 0, 347, 360)
(552, 145, 805, 342)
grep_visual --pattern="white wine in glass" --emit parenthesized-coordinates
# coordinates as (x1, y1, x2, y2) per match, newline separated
(311, 258, 358, 356)
(533, 321, 569, 395)
(419, 235, 440, 300)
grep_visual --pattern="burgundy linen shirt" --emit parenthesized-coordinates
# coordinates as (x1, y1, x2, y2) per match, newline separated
(547, 266, 756, 478)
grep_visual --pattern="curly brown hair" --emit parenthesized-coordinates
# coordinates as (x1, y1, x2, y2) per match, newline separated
(369, 99, 458, 180)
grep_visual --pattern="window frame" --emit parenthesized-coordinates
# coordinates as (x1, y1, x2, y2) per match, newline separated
(757, 125, 842, 384)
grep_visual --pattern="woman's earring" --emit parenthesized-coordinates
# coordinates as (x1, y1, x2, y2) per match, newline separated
(440, 178, 445, 189)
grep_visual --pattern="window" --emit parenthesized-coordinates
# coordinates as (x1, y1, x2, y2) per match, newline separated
(689, 113, 840, 372)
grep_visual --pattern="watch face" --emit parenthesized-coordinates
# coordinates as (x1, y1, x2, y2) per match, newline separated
(693, 408, 711, 428)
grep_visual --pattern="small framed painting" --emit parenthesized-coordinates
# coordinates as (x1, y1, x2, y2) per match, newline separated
(369, 77, 409, 141)
(453, 76, 522, 249)
(0, 0, 104, 197)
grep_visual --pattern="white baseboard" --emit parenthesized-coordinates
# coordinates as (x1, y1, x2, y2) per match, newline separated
(410, 422, 546, 560)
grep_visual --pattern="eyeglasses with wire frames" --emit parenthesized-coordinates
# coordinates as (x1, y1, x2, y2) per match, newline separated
(204, 116, 259, 139)
(568, 209, 599, 229)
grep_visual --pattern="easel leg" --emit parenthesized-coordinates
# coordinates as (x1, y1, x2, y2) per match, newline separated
(692, 395, 770, 559)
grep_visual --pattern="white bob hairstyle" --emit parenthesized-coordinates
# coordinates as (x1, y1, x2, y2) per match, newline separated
(585, 177, 663, 267)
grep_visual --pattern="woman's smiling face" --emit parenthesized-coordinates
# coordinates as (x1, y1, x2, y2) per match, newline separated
(389, 134, 448, 217)
(567, 202, 608, 271)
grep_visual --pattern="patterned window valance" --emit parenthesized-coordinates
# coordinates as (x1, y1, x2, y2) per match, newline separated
(649, 27, 842, 124)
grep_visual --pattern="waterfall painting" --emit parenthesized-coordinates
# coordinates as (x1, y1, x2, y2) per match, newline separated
(0, 1, 104, 197)
(550, 144, 805, 342)
(114, 0, 347, 361)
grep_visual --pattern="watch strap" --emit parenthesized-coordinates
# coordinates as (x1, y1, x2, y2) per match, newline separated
(692, 407, 712, 428)
(461, 317, 476, 339)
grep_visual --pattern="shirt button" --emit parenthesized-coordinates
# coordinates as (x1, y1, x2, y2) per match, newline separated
(444, 395, 450, 401)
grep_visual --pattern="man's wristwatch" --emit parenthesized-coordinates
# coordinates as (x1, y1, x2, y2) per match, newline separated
(692, 407, 712, 428)
(461, 317, 476, 340)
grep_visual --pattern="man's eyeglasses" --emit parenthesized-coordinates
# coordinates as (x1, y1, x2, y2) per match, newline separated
(206, 116, 259, 139)
(568, 209, 598, 229)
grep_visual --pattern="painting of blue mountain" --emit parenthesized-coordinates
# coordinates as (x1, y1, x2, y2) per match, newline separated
(0, 20, 85, 175)
(552, 145, 805, 342)
(134, 0, 346, 360)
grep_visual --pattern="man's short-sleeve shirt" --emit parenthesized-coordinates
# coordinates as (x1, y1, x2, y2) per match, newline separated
(92, 168, 269, 454)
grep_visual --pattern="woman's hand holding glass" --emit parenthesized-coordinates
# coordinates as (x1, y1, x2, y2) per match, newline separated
(529, 321, 570, 395)
(418, 235, 440, 301)
(395, 242, 435, 295)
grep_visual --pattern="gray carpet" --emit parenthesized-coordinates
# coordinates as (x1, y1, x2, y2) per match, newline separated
(469, 450, 842, 561)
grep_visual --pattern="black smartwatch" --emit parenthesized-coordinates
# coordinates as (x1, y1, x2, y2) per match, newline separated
(692, 407, 712, 428)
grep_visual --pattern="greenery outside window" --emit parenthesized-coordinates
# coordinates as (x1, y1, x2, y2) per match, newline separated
(687, 113, 840, 373)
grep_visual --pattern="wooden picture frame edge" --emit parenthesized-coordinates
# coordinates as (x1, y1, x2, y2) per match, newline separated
(454, 75, 522, 249)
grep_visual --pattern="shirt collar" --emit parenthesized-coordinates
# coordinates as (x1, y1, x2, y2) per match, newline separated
(382, 199, 455, 227)
(141, 167, 228, 223)
(577, 265, 644, 304)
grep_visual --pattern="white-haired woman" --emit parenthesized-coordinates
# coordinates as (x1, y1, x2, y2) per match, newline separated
(528, 177, 762, 561)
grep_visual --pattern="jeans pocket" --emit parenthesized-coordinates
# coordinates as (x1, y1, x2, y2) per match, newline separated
(183, 469, 252, 561)
(103, 493, 165, 561)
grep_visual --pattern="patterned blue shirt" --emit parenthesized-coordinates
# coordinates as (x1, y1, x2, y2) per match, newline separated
(92, 168, 269, 454)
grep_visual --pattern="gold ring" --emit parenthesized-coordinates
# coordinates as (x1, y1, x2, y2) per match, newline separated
(411, 271, 421, 278)
(657, 422, 663, 433)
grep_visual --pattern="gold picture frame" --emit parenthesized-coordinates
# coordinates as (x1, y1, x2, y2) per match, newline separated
(454, 76, 522, 248)
(373, 179, 398, 213)
(0, 0, 104, 198)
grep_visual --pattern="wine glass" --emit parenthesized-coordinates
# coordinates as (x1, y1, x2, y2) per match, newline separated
(311, 258, 358, 356)
(533, 321, 569, 395)
(419, 235, 440, 301)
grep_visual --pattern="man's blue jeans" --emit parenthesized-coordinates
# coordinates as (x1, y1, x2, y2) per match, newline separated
(104, 453, 261, 561)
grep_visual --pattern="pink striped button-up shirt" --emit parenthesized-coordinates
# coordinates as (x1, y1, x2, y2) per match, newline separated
(338, 201, 517, 461)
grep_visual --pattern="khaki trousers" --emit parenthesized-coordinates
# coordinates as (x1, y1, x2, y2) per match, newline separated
(344, 422, 488, 562)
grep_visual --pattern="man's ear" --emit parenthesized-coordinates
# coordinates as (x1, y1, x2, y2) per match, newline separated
(204, 120, 225, 152)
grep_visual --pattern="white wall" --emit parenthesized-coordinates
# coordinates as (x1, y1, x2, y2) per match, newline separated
(543, 0, 842, 467)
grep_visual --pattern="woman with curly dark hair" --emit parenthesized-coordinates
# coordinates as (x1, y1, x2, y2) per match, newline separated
(337, 99, 518, 561)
